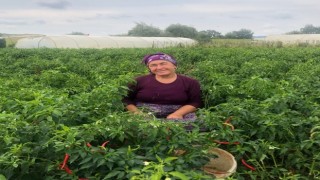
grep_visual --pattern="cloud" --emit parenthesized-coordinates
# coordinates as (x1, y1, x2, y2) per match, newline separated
(1, 0, 319, 36)
(1, 9, 120, 20)
(91, 13, 133, 20)
(0, 19, 46, 26)
(0, 20, 28, 25)
(180, 3, 267, 14)
(37, 0, 71, 9)
(270, 13, 294, 20)
(34, 20, 46, 24)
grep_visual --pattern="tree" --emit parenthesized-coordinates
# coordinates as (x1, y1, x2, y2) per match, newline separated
(67, 32, 88, 35)
(286, 30, 301, 34)
(0, 38, 6, 48)
(195, 31, 212, 43)
(300, 24, 320, 34)
(200, 30, 222, 38)
(195, 29, 226, 43)
(165, 24, 198, 38)
(128, 22, 163, 37)
(224, 29, 253, 39)
(286, 24, 320, 34)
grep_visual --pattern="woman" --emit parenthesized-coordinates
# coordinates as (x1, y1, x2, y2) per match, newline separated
(122, 52, 202, 121)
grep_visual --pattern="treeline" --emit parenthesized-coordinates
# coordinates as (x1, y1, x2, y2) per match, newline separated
(2, 24, 320, 47)
(286, 24, 320, 34)
(119, 23, 320, 43)
(124, 22, 254, 43)
(66, 23, 254, 43)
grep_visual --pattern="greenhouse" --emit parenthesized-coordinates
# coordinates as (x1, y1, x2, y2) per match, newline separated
(15, 35, 197, 49)
(265, 34, 320, 44)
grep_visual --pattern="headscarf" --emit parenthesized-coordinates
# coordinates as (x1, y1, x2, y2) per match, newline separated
(142, 52, 177, 66)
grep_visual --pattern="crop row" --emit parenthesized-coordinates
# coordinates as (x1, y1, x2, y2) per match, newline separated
(0, 47, 319, 179)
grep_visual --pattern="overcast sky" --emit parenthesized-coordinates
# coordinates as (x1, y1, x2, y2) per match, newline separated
(1, 0, 319, 36)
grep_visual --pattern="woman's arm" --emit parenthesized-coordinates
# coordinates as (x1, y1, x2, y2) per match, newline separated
(166, 105, 197, 119)
(126, 104, 141, 114)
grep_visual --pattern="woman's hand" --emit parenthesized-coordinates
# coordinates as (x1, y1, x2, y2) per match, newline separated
(166, 105, 197, 120)
(167, 113, 183, 120)
(126, 104, 141, 114)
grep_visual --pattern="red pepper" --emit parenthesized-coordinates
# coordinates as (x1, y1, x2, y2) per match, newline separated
(60, 153, 70, 169)
(64, 165, 73, 174)
(213, 140, 240, 145)
(225, 116, 233, 124)
(101, 141, 109, 147)
(223, 116, 235, 131)
(86, 142, 92, 147)
(241, 158, 256, 171)
(222, 122, 235, 131)
(59, 163, 72, 174)
(214, 140, 230, 145)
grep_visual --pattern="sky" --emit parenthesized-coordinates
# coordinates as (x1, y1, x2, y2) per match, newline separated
(1, 0, 319, 36)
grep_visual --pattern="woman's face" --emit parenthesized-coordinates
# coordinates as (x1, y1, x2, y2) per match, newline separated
(148, 60, 176, 76)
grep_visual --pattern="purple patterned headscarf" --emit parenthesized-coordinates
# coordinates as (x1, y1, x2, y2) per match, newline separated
(142, 52, 177, 66)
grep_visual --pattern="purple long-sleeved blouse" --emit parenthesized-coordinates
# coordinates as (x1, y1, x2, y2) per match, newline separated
(122, 74, 202, 108)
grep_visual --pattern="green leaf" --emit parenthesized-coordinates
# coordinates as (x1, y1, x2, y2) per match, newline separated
(79, 163, 93, 170)
(150, 172, 162, 180)
(106, 162, 113, 170)
(117, 171, 125, 179)
(117, 160, 126, 166)
(155, 155, 162, 163)
(169, 171, 190, 180)
(0, 174, 7, 180)
(119, 135, 125, 142)
(69, 153, 79, 163)
(259, 154, 267, 162)
(53, 109, 62, 117)
(103, 170, 120, 180)
(97, 159, 106, 167)
(127, 159, 135, 166)
(79, 156, 92, 165)
(164, 156, 178, 163)
(79, 151, 87, 158)
(130, 169, 141, 174)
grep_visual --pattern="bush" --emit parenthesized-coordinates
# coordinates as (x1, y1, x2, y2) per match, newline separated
(0, 38, 6, 48)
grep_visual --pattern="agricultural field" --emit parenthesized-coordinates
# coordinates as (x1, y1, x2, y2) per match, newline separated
(0, 47, 320, 179)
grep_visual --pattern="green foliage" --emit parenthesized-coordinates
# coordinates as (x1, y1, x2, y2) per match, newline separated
(67, 32, 88, 35)
(194, 31, 212, 44)
(0, 38, 5, 48)
(127, 23, 200, 39)
(1, 47, 320, 179)
(199, 30, 223, 39)
(128, 22, 164, 37)
(224, 29, 254, 39)
(287, 24, 320, 34)
(165, 24, 198, 38)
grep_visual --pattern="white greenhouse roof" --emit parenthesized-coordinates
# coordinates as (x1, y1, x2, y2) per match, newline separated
(265, 34, 320, 44)
(15, 35, 198, 49)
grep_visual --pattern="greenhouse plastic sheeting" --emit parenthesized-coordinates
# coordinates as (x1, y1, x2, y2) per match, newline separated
(15, 35, 197, 49)
(265, 34, 320, 44)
